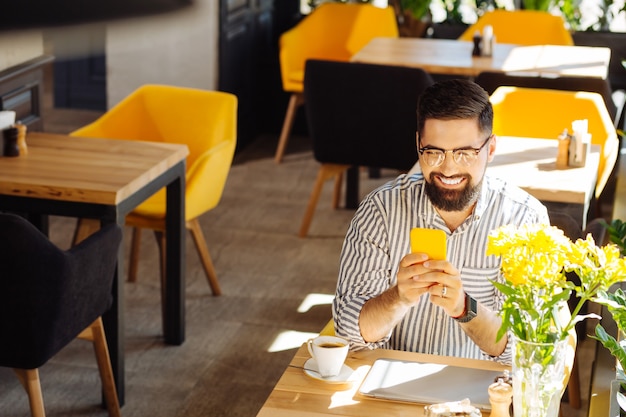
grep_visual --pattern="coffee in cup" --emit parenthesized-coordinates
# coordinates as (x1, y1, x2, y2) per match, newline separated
(307, 335, 349, 377)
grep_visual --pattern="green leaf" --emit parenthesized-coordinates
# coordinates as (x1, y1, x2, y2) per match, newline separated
(592, 324, 626, 372)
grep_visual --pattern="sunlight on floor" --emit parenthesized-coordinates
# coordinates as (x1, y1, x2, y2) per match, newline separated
(297, 293, 334, 313)
(268, 330, 319, 352)
(267, 293, 335, 352)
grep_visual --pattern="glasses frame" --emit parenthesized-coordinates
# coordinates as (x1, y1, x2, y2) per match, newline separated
(418, 135, 493, 167)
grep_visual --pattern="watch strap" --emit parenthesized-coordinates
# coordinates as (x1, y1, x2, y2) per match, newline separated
(453, 293, 477, 323)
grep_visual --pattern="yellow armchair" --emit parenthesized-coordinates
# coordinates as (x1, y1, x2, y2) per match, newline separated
(319, 319, 335, 336)
(71, 84, 237, 296)
(275, 3, 398, 163)
(490, 86, 619, 202)
(458, 10, 573, 46)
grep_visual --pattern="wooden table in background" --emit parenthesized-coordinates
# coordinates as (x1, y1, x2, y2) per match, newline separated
(407, 136, 600, 228)
(351, 37, 611, 79)
(0, 132, 189, 404)
(489, 136, 600, 228)
(256, 344, 509, 417)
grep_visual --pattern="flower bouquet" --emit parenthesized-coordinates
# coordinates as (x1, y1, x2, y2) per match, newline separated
(486, 223, 626, 417)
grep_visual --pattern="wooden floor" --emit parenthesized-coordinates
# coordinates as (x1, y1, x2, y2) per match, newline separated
(0, 95, 617, 416)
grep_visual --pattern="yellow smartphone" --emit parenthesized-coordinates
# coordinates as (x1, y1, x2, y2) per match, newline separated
(410, 228, 447, 260)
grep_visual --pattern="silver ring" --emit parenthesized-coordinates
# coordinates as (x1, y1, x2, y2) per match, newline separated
(441, 285, 447, 297)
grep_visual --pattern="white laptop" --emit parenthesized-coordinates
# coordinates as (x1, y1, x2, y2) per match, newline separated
(358, 358, 506, 410)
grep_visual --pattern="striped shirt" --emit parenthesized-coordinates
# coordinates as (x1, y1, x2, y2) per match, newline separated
(333, 173, 549, 364)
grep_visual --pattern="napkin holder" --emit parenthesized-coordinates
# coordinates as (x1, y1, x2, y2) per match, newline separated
(0, 110, 15, 130)
(568, 133, 590, 169)
(568, 119, 590, 168)
(556, 122, 590, 169)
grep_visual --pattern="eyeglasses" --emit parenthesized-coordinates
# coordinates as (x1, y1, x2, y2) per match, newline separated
(418, 135, 492, 167)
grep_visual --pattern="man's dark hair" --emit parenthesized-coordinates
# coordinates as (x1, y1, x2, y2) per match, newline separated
(417, 79, 493, 137)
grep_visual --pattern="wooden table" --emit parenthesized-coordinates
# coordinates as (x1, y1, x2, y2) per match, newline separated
(490, 136, 600, 227)
(256, 344, 510, 417)
(407, 136, 600, 228)
(0, 132, 189, 404)
(351, 37, 611, 79)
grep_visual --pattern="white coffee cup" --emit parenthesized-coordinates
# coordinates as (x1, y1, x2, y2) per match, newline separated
(306, 335, 349, 377)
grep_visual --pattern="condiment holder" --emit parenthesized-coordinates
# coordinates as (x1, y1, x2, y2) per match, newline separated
(471, 25, 495, 58)
(556, 119, 590, 169)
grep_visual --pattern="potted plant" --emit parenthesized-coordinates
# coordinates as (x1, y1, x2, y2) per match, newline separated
(593, 288, 626, 416)
(594, 219, 626, 416)
(486, 223, 626, 416)
(388, 0, 433, 37)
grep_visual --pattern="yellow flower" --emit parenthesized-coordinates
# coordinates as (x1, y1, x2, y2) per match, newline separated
(487, 224, 570, 288)
(487, 223, 626, 343)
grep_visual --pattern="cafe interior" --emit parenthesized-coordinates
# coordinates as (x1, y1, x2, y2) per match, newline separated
(0, 0, 626, 416)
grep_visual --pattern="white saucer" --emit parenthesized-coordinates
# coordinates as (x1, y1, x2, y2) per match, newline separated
(303, 358, 354, 384)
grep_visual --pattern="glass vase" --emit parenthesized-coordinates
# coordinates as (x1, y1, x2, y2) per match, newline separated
(512, 335, 568, 417)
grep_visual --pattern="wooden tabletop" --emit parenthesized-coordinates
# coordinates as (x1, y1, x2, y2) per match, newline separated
(408, 136, 599, 206)
(0, 132, 189, 205)
(0, 131, 190, 403)
(489, 136, 599, 205)
(351, 37, 611, 79)
(257, 344, 510, 417)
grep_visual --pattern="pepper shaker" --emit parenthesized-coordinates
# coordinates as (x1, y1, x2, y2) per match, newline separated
(3, 126, 20, 157)
(556, 128, 570, 169)
(488, 377, 513, 417)
(472, 31, 482, 56)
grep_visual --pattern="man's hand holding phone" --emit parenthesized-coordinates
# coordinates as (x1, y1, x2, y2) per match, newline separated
(396, 228, 464, 318)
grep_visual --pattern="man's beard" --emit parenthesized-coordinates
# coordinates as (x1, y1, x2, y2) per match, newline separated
(424, 173, 482, 212)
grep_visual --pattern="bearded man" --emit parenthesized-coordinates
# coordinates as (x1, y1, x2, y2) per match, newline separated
(332, 79, 549, 363)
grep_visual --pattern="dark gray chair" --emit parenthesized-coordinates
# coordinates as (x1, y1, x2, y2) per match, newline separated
(0, 213, 122, 417)
(548, 210, 607, 410)
(299, 59, 434, 237)
(474, 71, 624, 129)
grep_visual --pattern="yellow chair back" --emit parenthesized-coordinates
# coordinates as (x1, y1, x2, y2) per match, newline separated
(279, 3, 398, 93)
(458, 10, 573, 46)
(319, 319, 335, 336)
(71, 84, 237, 221)
(490, 86, 618, 199)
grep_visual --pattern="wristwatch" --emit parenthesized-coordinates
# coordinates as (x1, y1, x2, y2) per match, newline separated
(453, 293, 478, 323)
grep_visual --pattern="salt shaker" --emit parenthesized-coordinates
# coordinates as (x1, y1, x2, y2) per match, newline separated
(15, 122, 27, 155)
(488, 377, 512, 417)
(482, 25, 494, 57)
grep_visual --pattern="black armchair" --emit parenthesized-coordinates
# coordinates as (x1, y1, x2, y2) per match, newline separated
(0, 213, 122, 417)
(299, 59, 434, 237)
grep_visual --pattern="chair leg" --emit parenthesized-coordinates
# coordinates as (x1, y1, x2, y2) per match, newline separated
(274, 93, 304, 164)
(331, 171, 344, 210)
(128, 227, 143, 282)
(567, 354, 581, 409)
(299, 164, 350, 238)
(73, 218, 101, 246)
(13, 368, 45, 417)
(79, 318, 122, 417)
(187, 218, 221, 296)
(154, 230, 167, 333)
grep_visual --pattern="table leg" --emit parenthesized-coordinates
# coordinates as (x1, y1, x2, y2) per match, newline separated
(102, 216, 126, 406)
(164, 165, 186, 345)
